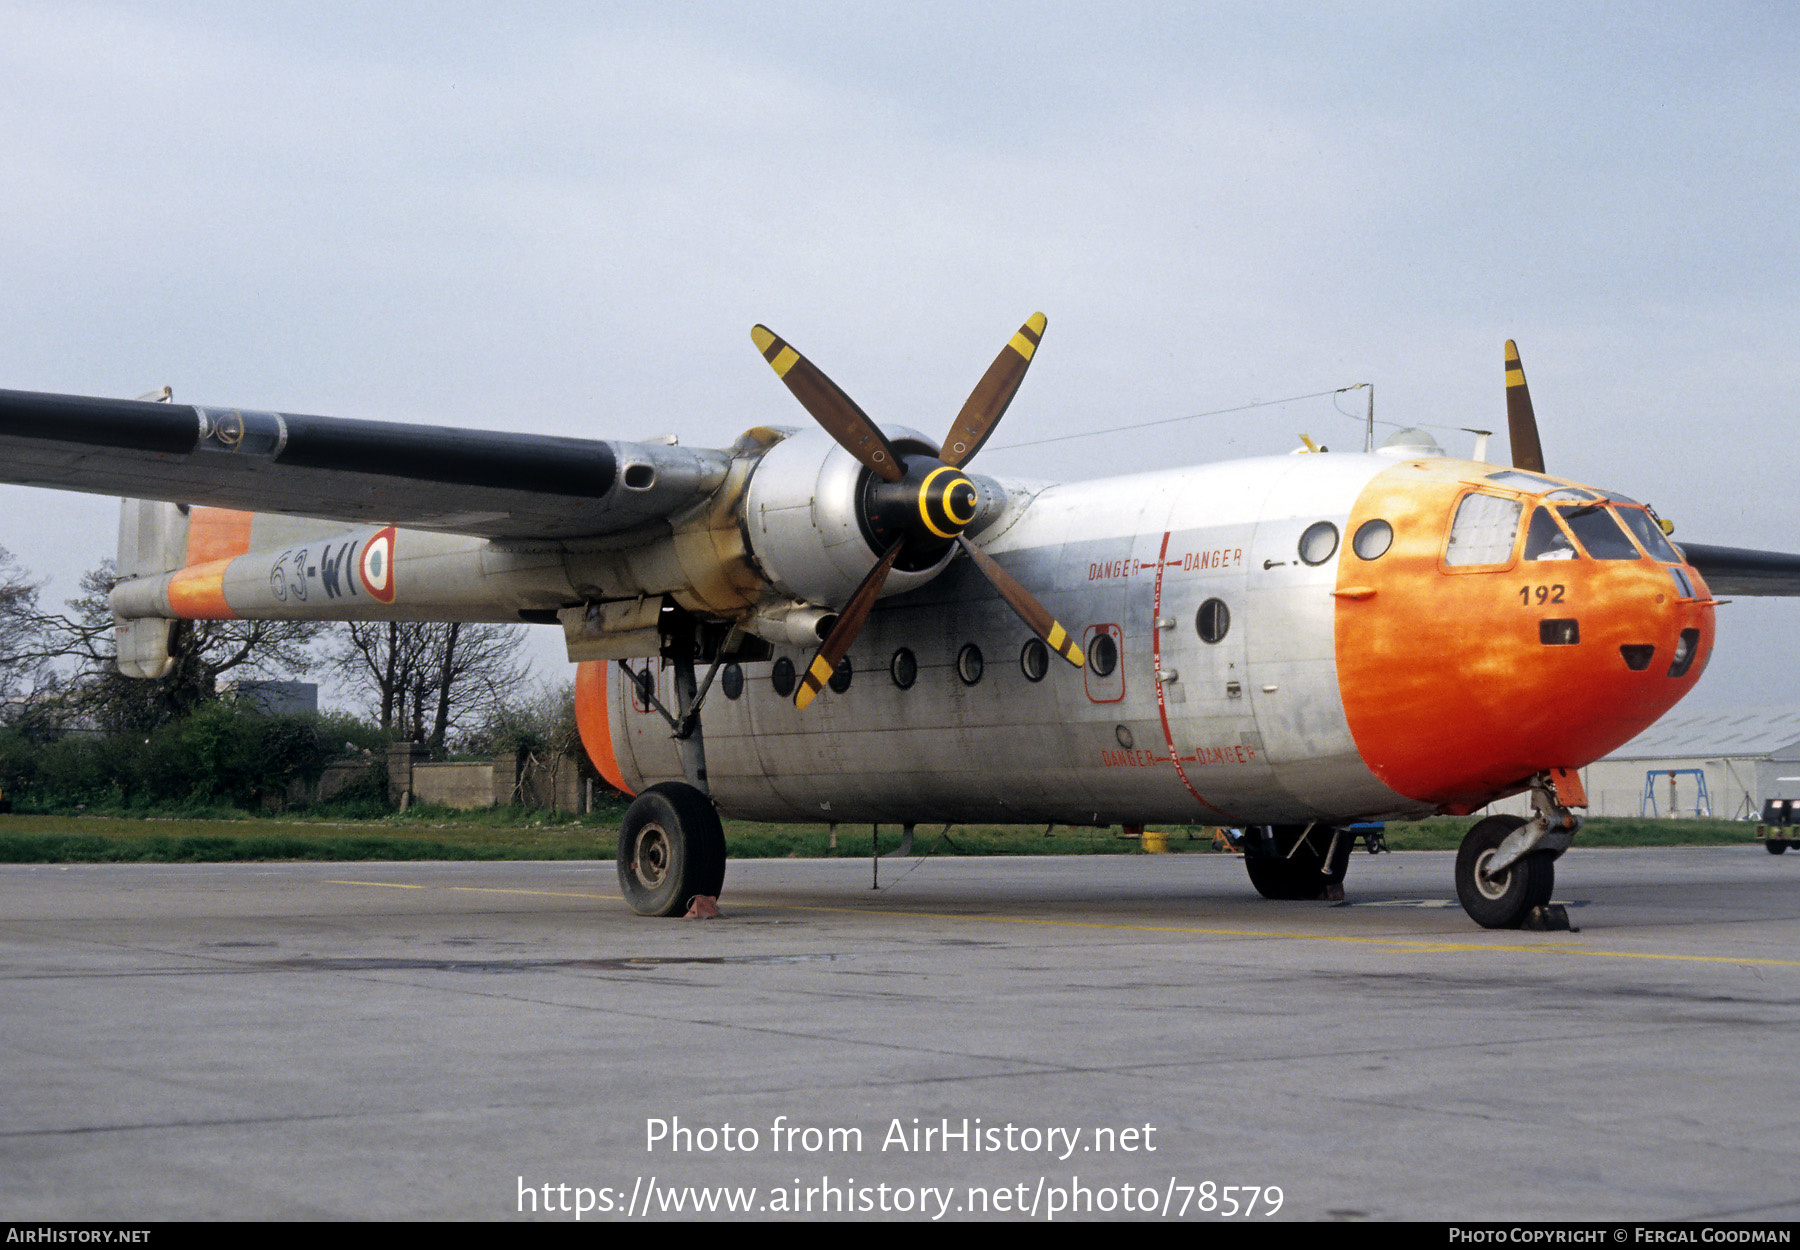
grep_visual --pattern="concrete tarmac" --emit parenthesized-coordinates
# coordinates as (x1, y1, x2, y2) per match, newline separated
(3, 846, 1798, 1222)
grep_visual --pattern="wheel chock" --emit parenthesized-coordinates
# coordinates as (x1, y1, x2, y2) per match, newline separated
(683, 895, 723, 920)
(1522, 904, 1575, 932)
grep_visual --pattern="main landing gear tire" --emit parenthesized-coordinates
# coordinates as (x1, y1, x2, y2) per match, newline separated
(1455, 814, 1555, 929)
(1243, 825, 1352, 901)
(617, 782, 727, 917)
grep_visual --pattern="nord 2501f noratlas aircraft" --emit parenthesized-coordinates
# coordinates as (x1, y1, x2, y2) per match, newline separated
(3, 318, 1795, 928)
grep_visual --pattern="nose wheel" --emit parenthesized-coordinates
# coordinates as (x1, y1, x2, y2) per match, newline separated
(1455, 814, 1556, 928)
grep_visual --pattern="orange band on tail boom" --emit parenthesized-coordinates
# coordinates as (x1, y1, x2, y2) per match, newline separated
(166, 559, 237, 620)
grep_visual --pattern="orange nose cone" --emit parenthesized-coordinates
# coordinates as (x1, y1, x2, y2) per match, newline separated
(1335, 463, 1714, 813)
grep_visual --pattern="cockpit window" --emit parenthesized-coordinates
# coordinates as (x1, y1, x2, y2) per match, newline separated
(1484, 470, 1560, 492)
(1615, 507, 1681, 562)
(1524, 507, 1580, 561)
(1445, 492, 1523, 566)
(1558, 504, 1640, 559)
(1544, 486, 1599, 502)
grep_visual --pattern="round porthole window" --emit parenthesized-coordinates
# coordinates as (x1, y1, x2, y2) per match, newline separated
(828, 657, 852, 693)
(1020, 638, 1049, 682)
(1089, 632, 1118, 677)
(720, 662, 743, 700)
(771, 656, 796, 698)
(1298, 520, 1340, 566)
(957, 643, 985, 686)
(1196, 598, 1230, 644)
(890, 647, 917, 689)
(1353, 518, 1394, 560)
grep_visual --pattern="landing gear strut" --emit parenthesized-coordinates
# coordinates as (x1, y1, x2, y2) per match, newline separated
(614, 608, 735, 917)
(1454, 770, 1583, 929)
(1455, 815, 1554, 928)
(1242, 824, 1355, 901)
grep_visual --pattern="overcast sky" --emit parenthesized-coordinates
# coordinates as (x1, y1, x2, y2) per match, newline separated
(3, 2, 1798, 710)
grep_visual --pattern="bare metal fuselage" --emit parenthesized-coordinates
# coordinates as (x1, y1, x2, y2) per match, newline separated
(609, 453, 1418, 827)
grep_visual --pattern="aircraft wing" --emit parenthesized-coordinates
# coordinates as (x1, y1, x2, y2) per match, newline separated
(0, 388, 727, 541)
(1678, 542, 1800, 596)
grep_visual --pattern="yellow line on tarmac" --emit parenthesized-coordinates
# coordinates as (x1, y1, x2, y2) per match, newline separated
(728, 901, 1800, 967)
(327, 880, 616, 900)
(324, 881, 1800, 968)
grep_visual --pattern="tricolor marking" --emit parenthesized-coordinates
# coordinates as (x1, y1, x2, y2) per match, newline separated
(359, 526, 397, 604)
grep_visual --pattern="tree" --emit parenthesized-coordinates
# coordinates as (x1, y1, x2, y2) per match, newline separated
(0, 546, 48, 709)
(33, 561, 325, 733)
(333, 620, 530, 754)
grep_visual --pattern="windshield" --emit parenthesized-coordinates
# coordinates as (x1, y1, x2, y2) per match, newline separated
(1523, 507, 1579, 561)
(1614, 506, 1681, 562)
(1557, 503, 1641, 560)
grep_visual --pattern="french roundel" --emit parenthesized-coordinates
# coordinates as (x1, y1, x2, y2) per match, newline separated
(359, 526, 397, 603)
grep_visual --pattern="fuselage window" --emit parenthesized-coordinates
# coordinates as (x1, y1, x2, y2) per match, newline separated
(1559, 504, 1640, 560)
(1298, 521, 1339, 566)
(1523, 507, 1579, 561)
(1020, 638, 1049, 682)
(1196, 598, 1230, 643)
(891, 647, 917, 689)
(957, 644, 985, 686)
(1351, 519, 1393, 561)
(829, 657, 853, 693)
(1089, 631, 1119, 677)
(721, 662, 744, 699)
(771, 656, 796, 698)
(1444, 492, 1523, 566)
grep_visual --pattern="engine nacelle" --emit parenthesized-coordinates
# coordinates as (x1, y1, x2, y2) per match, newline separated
(742, 425, 1000, 608)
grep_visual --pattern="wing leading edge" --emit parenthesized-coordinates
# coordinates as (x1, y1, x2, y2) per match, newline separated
(0, 388, 727, 540)
(1678, 542, 1800, 597)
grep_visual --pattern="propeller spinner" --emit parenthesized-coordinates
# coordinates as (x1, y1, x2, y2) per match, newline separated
(751, 313, 1084, 708)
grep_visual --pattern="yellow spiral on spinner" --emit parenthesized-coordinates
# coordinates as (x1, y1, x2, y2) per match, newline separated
(918, 466, 977, 539)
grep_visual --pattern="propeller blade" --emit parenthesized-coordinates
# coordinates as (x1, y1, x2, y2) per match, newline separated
(794, 540, 906, 710)
(940, 313, 1046, 469)
(751, 325, 904, 482)
(1505, 339, 1546, 472)
(956, 535, 1084, 668)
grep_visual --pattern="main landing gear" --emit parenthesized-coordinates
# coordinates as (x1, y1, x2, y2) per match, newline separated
(1241, 824, 1358, 901)
(1454, 771, 1583, 930)
(618, 782, 726, 917)
(614, 608, 736, 918)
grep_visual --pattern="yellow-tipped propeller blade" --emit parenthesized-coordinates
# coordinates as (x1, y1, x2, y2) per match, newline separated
(751, 325, 904, 482)
(1505, 339, 1546, 472)
(940, 312, 1046, 469)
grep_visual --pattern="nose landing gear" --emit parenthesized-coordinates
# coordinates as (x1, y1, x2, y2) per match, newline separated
(1454, 770, 1583, 929)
